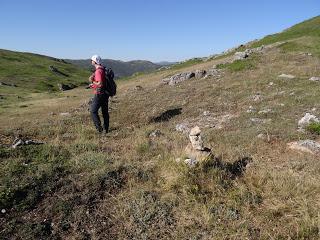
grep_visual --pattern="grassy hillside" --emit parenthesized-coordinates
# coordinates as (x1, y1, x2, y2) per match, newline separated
(251, 16, 320, 56)
(67, 59, 161, 79)
(1, 16, 320, 239)
(0, 49, 89, 93)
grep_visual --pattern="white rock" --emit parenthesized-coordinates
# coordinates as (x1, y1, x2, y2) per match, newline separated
(189, 126, 201, 136)
(176, 123, 190, 134)
(278, 74, 295, 79)
(298, 113, 319, 129)
(309, 77, 320, 82)
(268, 82, 274, 86)
(1, 209, 6, 214)
(60, 112, 71, 116)
(258, 109, 272, 114)
(184, 158, 198, 167)
(288, 140, 320, 155)
(252, 94, 262, 102)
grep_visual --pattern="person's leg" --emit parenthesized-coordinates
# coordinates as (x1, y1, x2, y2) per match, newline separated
(101, 95, 109, 133)
(90, 95, 103, 132)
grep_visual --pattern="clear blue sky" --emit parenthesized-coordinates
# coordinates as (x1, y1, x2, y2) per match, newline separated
(0, 0, 319, 62)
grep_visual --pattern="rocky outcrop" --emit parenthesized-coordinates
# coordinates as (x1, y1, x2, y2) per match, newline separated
(195, 70, 206, 78)
(162, 72, 195, 85)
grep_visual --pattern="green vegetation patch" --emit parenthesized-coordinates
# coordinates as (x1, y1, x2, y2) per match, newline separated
(307, 122, 320, 134)
(216, 58, 256, 72)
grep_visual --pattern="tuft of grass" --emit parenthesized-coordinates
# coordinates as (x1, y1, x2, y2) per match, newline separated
(307, 122, 320, 134)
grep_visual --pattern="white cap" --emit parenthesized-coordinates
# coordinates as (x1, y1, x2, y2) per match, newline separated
(91, 55, 102, 65)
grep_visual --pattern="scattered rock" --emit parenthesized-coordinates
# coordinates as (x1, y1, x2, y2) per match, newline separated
(149, 129, 162, 138)
(246, 106, 256, 113)
(252, 93, 262, 102)
(184, 158, 198, 167)
(133, 85, 143, 91)
(60, 112, 71, 117)
(278, 74, 295, 79)
(250, 118, 271, 124)
(258, 109, 272, 114)
(205, 68, 223, 79)
(175, 123, 190, 134)
(195, 70, 206, 78)
(309, 77, 320, 82)
(234, 51, 249, 60)
(162, 72, 195, 85)
(298, 113, 319, 130)
(288, 140, 320, 155)
(12, 138, 45, 149)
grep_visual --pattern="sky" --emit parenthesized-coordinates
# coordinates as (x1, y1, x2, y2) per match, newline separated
(0, 0, 319, 62)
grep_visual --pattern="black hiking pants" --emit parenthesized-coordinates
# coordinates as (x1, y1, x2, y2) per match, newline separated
(90, 94, 109, 132)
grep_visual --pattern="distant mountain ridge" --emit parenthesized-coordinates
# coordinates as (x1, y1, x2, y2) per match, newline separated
(66, 59, 164, 79)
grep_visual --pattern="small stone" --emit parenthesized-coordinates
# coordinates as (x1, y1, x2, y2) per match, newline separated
(149, 129, 162, 138)
(184, 158, 198, 167)
(195, 70, 206, 78)
(309, 77, 320, 82)
(278, 74, 295, 79)
(258, 109, 272, 114)
(60, 112, 71, 117)
(268, 82, 274, 86)
(203, 111, 210, 116)
(1, 209, 6, 214)
(252, 94, 262, 102)
(312, 108, 317, 112)
(257, 133, 266, 140)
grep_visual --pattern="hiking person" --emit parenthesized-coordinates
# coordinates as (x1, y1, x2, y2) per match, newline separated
(89, 55, 109, 133)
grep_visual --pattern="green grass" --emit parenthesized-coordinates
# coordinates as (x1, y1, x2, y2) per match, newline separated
(216, 58, 256, 72)
(251, 16, 320, 48)
(0, 49, 90, 93)
(307, 122, 320, 135)
(169, 58, 204, 70)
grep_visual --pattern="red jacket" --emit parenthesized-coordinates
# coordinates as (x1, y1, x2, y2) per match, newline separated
(90, 66, 105, 94)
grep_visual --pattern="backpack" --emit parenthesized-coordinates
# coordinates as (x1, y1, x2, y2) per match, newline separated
(104, 68, 117, 97)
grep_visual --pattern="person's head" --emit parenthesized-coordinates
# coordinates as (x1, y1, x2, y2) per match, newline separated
(91, 55, 102, 66)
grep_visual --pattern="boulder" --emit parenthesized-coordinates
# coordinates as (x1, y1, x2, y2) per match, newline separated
(234, 51, 249, 60)
(162, 72, 195, 86)
(195, 70, 206, 78)
(298, 113, 319, 129)
(288, 140, 320, 155)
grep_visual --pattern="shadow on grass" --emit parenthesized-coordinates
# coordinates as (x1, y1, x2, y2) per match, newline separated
(150, 108, 182, 123)
(204, 156, 252, 179)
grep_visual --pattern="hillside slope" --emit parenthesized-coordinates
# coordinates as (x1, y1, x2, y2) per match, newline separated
(1, 16, 320, 239)
(67, 59, 161, 79)
(0, 49, 89, 93)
